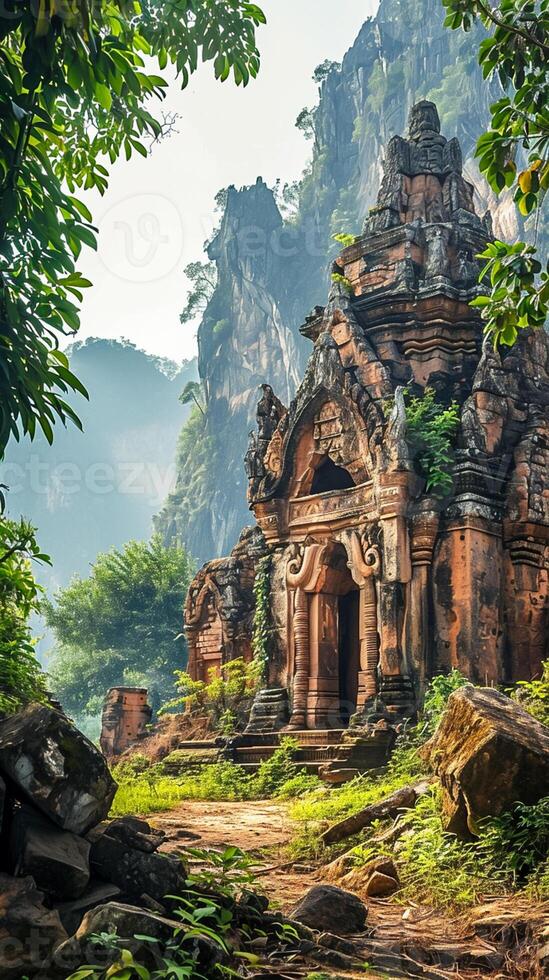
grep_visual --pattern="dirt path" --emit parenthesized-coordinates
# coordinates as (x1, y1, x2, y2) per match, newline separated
(151, 799, 309, 910)
(148, 800, 547, 979)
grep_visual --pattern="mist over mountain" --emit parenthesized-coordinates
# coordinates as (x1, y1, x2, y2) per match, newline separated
(1, 338, 197, 595)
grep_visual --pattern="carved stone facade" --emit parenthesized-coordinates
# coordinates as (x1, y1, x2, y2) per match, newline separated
(186, 103, 549, 731)
(184, 527, 267, 682)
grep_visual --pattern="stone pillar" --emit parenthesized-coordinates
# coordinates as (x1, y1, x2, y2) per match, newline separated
(287, 588, 309, 730)
(186, 628, 198, 680)
(433, 517, 503, 684)
(285, 542, 326, 731)
(408, 507, 440, 695)
(340, 529, 381, 710)
(306, 592, 341, 729)
(357, 576, 378, 708)
(100, 687, 152, 758)
(503, 523, 549, 681)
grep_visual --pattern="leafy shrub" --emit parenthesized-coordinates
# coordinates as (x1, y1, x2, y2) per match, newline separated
(421, 668, 470, 734)
(160, 658, 261, 735)
(479, 796, 549, 884)
(0, 518, 49, 714)
(330, 271, 353, 292)
(400, 386, 460, 495)
(512, 660, 549, 726)
(254, 737, 301, 797)
(277, 772, 322, 799)
(397, 786, 495, 909)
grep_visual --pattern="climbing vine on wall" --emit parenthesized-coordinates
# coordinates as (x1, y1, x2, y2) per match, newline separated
(252, 555, 275, 682)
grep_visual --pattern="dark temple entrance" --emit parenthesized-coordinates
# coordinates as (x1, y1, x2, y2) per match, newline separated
(337, 589, 360, 725)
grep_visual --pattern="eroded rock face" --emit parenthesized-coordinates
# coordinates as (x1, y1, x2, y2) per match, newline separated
(424, 685, 549, 835)
(89, 829, 187, 905)
(0, 873, 67, 979)
(291, 884, 367, 934)
(0, 704, 117, 835)
(10, 804, 91, 900)
(52, 902, 225, 979)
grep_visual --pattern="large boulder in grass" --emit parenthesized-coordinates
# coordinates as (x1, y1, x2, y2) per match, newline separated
(424, 685, 549, 836)
(290, 884, 367, 934)
(0, 874, 67, 979)
(0, 704, 116, 835)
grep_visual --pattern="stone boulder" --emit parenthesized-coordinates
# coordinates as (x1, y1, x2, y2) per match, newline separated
(51, 902, 225, 979)
(54, 881, 122, 935)
(0, 873, 67, 979)
(103, 815, 166, 852)
(10, 803, 91, 900)
(290, 884, 367, 934)
(89, 828, 187, 905)
(424, 685, 549, 835)
(0, 704, 117, 835)
(340, 856, 400, 898)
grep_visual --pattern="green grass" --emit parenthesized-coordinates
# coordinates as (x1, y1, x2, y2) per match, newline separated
(110, 741, 322, 816)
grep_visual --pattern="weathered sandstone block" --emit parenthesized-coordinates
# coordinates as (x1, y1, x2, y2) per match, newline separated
(424, 685, 549, 835)
(0, 873, 67, 979)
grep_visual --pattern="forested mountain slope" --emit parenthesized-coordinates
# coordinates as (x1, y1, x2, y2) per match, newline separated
(2, 339, 197, 593)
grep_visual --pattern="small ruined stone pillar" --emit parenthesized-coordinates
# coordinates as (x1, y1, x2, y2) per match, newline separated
(100, 687, 152, 758)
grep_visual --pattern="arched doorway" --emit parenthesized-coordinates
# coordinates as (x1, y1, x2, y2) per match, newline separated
(286, 535, 380, 731)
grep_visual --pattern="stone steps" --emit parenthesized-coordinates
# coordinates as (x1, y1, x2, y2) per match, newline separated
(166, 728, 393, 777)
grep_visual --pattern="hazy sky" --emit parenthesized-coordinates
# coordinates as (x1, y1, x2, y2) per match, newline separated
(77, 1, 377, 363)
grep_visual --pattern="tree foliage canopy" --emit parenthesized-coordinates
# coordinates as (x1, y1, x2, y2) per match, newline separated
(0, 518, 49, 713)
(0, 0, 265, 458)
(45, 535, 195, 717)
(443, 0, 548, 345)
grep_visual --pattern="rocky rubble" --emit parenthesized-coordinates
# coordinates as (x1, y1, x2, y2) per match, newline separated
(0, 703, 190, 978)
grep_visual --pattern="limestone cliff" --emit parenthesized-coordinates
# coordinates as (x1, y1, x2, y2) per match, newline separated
(156, 0, 526, 563)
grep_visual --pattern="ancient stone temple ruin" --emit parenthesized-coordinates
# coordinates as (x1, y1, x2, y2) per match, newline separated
(185, 102, 549, 741)
(184, 527, 266, 682)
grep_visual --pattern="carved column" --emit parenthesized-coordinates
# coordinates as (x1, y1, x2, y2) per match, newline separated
(358, 575, 378, 706)
(287, 588, 310, 730)
(408, 507, 440, 694)
(186, 628, 199, 681)
(285, 543, 326, 730)
(340, 529, 381, 709)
